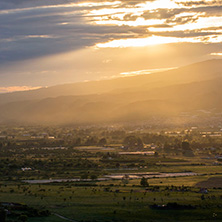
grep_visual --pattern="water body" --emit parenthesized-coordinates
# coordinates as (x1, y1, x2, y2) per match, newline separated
(105, 172, 199, 179)
(119, 151, 155, 155)
(23, 172, 198, 184)
(22, 178, 108, 184)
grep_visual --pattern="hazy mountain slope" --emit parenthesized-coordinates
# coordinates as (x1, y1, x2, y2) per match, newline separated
(0, 59, 221, 105)
(0, 76, 221, 124)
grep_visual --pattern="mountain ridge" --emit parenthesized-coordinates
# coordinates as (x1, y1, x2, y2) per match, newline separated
(0, 59, 221, 105)
(0, 72, 221, 125)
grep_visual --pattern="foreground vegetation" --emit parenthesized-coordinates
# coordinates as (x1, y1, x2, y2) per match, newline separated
(1, 179, 222, 222)
(0, 125, 221, 221)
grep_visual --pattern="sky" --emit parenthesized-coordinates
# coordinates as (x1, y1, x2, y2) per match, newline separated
(0, 0, 222, 92)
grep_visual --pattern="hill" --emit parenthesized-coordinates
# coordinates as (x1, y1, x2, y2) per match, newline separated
(0, 59, 221, 125)
(0, 59, 221, 105)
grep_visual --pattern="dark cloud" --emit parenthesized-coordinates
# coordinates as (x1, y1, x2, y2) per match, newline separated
(0, 1, 149, 63)
(166, 15, 199, 25)
(0, 0, 78, 9)
(149, 30, 222, 38)
(142, 5, 222, 21)
(179, 0, 222, 7)
(192, 5, 222, 15)
(0, 0, 222, 64)
(0, 1, 148, 63)
(142, 8, 183, 20)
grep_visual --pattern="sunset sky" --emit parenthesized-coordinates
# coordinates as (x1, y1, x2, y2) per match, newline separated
(0, 0, 222, 92)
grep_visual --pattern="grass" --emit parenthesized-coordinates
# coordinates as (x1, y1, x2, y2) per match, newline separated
(1, 177, 222, 222)
(1, 154, 222, 221)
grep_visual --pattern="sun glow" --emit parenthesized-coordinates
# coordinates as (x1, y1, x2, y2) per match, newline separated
(149, 16, 222, 32)
(0, 86, 42, 93)
(211, 52, 222, 56)
(94, 17, 165, 27)
(121, 67, 177, 76)
(95, 34, 222, 48)
(77, 1, 121, 7)
(96, 36, 180, 48)
(137, 0, 180, 10)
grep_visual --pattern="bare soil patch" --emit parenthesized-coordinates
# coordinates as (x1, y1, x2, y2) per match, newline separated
(195, 177, 222, 188)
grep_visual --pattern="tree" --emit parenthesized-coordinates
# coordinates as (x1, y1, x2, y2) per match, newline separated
(75, 138, 81, 146)
(0, 210, 6, 222)
(98, 138, 107, 146)
(164, 142, 172, 153)
(90, 174, 98, 180)
(81, 173, 88, 179)
(122, 174, 129, 185)
(18, 214, 28, 222)
(140, 177, 149, 187)
(123, 136, 144, 150)
(182, 141, 190, 150)
(182, 141, 194, 157)
(85, 137, 97, 146)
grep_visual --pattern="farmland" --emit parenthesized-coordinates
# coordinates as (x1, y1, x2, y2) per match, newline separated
(0, 125, 222, 221)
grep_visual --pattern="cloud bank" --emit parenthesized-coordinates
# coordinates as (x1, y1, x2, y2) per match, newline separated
(0, 0, 222, 87)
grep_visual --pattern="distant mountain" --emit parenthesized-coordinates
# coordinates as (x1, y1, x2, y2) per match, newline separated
(0, 59, 221, 105)
(0, 59, 221, 125)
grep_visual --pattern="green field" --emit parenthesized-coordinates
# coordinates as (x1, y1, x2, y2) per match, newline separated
(0, 126, 221, 222)
(1, 174, 222, 222)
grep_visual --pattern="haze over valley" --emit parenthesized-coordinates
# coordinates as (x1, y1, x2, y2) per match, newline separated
(0, 59, 221, 125)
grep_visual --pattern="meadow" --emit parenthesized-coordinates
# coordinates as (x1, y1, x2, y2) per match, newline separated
(1, 174, 222, 222)
(0, 126, 222, 221)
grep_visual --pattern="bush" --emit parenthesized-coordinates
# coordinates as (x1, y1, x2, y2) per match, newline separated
(140, 177, 149, 187)
(18, 214, 28, 222)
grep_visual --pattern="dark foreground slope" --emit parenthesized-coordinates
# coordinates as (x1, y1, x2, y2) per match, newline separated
(0, 59, 221, 124)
